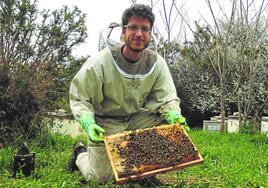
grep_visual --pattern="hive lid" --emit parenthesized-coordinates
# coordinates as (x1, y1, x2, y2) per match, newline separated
(104, 124, 204, 184)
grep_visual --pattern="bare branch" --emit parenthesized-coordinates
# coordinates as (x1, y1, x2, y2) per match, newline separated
(173, 4, 195, 34)
(254, 0, 266, 34)
(206, 0, 222, 37)
(216, 0, 230, 22)
(129, 0, 136, 4)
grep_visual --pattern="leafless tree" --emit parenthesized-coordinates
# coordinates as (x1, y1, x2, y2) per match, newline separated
(178, 0, 268, 132)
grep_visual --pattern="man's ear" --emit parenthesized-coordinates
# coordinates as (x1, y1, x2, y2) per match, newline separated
(122, 27, 126, 35)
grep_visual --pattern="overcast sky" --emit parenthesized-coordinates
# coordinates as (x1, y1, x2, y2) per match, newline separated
(37, 0, 232, 57)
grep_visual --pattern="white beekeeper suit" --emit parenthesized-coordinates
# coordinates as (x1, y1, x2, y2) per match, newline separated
(69, 44, 181, 182)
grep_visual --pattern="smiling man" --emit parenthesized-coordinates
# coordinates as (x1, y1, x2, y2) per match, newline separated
(69, 4, 188, 185)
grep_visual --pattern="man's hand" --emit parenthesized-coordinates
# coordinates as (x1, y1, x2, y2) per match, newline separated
(165, 111, 190, 131)
(80, 114, 105, 142)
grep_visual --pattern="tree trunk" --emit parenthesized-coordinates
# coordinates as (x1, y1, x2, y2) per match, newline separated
(237, 100, 242, 129)
(220, 79, 225, 133)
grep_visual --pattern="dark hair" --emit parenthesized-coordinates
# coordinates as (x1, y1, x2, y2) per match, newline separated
(122, 4, 155, 28)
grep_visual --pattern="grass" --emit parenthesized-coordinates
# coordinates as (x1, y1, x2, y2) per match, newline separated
(0, 129, 267, 187)
(169, 130, 268, 187)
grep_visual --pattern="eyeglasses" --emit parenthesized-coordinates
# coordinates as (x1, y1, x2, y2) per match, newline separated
(124, 25, 151, 33)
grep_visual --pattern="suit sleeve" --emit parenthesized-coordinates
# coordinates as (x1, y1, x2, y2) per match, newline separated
(144, 55, 181, 117)
(69, 58, 103, 121)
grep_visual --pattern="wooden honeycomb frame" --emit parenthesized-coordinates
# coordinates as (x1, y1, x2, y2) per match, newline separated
(104, 124, 204, 184)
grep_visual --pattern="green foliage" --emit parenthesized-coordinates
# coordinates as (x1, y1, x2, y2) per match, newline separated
(177, 23, 226, 114)
(159, 20, 268, 127)
(239, 118, 261, 135)
(0, 0, 87, 144)
(157, 37, 181, 65)
(55, 56, 86, 113)
(0, 130, 267, 187)
(157, 34, 222, 126)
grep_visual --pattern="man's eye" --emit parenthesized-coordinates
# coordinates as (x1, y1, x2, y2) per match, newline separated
(125, 25, 151, 33)
(129, 26, 138, 31)
(141, 27, 150, 32)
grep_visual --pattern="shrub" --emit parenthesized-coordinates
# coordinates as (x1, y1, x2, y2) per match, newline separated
(0, 0, 87, 145)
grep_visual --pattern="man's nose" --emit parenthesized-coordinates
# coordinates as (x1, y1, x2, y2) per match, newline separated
(135, 28, 143, 35)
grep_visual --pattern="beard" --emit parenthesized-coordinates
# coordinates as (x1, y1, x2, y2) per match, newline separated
(125, 38, 150, 52)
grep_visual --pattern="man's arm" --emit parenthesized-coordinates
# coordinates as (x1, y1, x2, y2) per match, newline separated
(144, 55, 181, 115)
(69, 59, 105, 142)
(69, 59, 103, 120)
(144, 55, 189, 128)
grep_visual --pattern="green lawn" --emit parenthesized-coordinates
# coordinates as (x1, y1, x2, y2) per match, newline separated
(0, 130, 267, 187)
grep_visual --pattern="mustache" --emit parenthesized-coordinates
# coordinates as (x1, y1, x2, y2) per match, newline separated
(132, 35, 143, 40)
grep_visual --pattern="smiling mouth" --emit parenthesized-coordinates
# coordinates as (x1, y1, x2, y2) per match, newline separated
(133, 40, 144, 44)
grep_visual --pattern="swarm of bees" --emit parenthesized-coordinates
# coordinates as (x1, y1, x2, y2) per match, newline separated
(114, 125, 199, 178)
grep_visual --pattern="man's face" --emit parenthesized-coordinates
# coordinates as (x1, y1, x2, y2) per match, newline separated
(122, 16, 151, 52)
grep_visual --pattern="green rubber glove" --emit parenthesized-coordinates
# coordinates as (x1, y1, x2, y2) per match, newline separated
(80, 114, 105, 142)
(165, 111, 190, 131)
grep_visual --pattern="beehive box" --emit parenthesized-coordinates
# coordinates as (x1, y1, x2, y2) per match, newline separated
(104, 124, 203, 184)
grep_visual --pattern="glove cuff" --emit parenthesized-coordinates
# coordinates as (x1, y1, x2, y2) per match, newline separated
(165, 111, 181, 124)
(79, 114, 95, 132)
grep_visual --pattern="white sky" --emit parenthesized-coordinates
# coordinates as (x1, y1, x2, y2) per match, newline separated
(37, 0, 232, 57)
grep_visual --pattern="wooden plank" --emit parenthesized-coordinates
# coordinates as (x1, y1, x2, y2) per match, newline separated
(104, 124, 203, 184)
